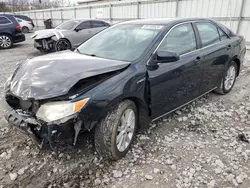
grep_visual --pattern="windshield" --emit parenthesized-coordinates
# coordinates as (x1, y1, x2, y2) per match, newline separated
(56, 20, 80, 30)
(77, 24, 163, 61)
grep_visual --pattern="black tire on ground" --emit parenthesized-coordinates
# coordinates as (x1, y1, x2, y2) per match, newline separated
(54, 39, 72, 51)
(22, 26, 29, 33)
(0, 34, 13, 49)
(214, 61, 238, 95)
(38, 49, 50, 53)
(94, 100, 138, 160)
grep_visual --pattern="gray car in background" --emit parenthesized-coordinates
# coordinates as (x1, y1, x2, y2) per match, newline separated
(31, 19, 110, 52)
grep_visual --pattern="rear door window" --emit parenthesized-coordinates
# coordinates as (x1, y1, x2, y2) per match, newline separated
(218, 29, 229, 40)
(91, 21, 106, 28)
(195, 22, 220, 47)
(0, 16, 12, 25)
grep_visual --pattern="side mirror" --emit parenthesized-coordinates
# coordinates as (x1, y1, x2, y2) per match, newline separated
(156, 51, 180, 63)
(74, 27, 82, 32)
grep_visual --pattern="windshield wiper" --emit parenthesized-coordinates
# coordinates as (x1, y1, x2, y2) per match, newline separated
(77, 51, 97, 57)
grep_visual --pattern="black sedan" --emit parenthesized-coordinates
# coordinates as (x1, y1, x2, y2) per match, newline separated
(4, 18, 246, 160)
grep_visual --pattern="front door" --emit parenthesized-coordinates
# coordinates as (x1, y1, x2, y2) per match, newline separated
(72, 21, 93, 47)
(148, 23, 203, 119)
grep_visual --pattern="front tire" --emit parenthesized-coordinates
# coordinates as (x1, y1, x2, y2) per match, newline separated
(0, 34, 13, 49)
(94, 100, 138, 160)
(214, 61, 238, 94)
(54, 39, 71, 51)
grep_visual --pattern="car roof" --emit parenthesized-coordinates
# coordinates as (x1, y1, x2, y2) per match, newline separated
(69, 18, 109, 22)
(120, 18, 214, 25)
(0, 14, 14, 17)
(118, 18, 233, 36)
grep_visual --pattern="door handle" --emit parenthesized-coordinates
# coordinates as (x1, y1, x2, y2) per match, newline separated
(227, 45, 231, 50)
(195, 56, 202, 62)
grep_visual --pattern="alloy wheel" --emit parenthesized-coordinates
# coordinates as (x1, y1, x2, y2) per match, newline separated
(56, 40, 71, 51)
(224, 65, 236, 90)
(116, 108, 136, 152)
(0, 35, 11, 48)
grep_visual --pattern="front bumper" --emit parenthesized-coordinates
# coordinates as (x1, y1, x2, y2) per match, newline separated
(4, 100, 78, 149)
(34, 38, 55, 52)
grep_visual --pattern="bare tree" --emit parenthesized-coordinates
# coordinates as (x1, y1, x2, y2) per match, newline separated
(0, 0, 61, 12)
(0, 2, 11, 12)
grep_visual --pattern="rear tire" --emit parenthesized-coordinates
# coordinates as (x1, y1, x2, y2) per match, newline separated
(214, 61, 238, 94)
(0, 34, 13, 49)
(22, 27, 29, 33)
(94, 100, 138, 160)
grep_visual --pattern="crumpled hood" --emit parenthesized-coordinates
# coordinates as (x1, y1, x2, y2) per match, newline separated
(32, 29, 66, 40)
(10, 51, 130, 100)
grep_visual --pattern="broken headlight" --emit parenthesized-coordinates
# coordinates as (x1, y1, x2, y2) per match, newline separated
(36, 98, 89, 123)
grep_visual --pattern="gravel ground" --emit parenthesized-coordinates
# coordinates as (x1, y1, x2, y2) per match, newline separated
(0, 34, 250, 188)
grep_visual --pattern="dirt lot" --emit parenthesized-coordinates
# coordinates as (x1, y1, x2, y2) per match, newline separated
(0, 34, 250, 188)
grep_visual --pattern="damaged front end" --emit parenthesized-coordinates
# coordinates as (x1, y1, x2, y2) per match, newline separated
(4, 51, 131, 149)
(4, 93, 86, 149)
(31, 30, 61, 52)
(34, 36, 56, 52)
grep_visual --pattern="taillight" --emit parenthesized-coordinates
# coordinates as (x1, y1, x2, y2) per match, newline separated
(28, 21, 32, 25)
(16, 25, 22, 31)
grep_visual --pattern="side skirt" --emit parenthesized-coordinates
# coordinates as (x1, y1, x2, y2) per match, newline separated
(151, 87, 217, 122)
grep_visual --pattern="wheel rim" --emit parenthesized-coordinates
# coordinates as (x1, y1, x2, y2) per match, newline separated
(0, 36, 11, 48)
(56, 40, 70, 51)
(224, 65, 236, 90)
(116, 108, 135, 152)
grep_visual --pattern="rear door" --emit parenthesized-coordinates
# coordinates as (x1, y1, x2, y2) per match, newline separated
(148, 23, 203, 119)
(90, 20, 109, 35)
(194, 21, 232, 94)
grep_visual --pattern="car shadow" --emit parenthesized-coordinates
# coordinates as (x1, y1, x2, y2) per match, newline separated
(12, 43, 30, 49)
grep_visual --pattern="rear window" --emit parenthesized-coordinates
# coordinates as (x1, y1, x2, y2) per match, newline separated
(15, 15, 31, 21)
(0, 16, 11, 25)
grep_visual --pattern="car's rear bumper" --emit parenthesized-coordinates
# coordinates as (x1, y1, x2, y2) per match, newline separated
(27, 25, 34, 31)
(13, 33, 25, 43)
(4, 100, 77, 149)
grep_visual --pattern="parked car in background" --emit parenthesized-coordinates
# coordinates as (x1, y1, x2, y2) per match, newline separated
(4, 18, 246, 160)
(0, 14, 25, 49)
(14, 15, 35, 27)
(15, 17, 34, 33)
(31, 19, 110, 52)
